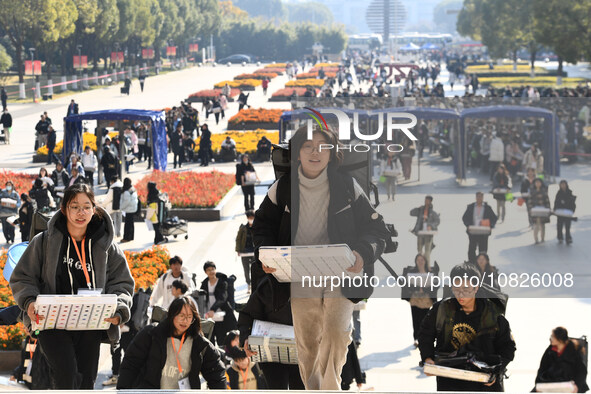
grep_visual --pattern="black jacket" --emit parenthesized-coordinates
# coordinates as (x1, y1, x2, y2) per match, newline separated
(554, 189, 576, 212)
(237, 276, 291, 345)
(200, 273, 238, 331)
(235, 162, 255, 186)
(0, 112, 12, 127)
(462, 202, 498, 229)
(401, 264, 440, 303)
(252, 166, 390, 301)
(418, 298, 516, 392)
(117, 320, 227, 389)
(47, 130, 56, 151)
(535, 341, 589, 393)
(51, 169, 70, 188)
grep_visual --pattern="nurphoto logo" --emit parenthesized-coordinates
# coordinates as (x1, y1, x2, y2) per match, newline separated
(303, 107, 418, 153)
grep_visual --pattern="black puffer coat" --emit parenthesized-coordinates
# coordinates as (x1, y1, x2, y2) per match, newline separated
(117, 319, 226, 389)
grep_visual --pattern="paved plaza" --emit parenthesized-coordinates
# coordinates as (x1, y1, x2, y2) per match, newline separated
(1, 64, 590, 391)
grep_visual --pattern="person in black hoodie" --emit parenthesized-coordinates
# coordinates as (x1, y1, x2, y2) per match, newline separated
(237, 276, 304, 389)
(534, 327, 589, 393)
(235, 154, 257, 212)
(117, 296, 227, 389)
(18, 193, 34, 242)
(418, 263, 516, 392)
(554, 180, 576, 245)
(199, 124, 211, 167)
(200, 261, 237, 346)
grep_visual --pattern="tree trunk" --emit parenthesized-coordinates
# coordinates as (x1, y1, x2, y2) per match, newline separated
(15, 42, 24, 83)
(557, 56, 563, 76)
(530, 48, 536, 78)
(512, 50, 518, 71)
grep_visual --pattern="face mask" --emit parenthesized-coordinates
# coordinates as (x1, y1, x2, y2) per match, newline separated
(6, 186, 12, 191)
(248, 220, 254, 225)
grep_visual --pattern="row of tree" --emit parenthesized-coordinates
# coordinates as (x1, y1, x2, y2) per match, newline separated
(457, 0, 591, 74)
(0, 0, 346, 85)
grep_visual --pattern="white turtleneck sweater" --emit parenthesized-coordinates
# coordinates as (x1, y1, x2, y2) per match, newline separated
(294, 166, 330, 246)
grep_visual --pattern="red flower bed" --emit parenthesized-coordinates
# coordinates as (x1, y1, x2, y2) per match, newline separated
(271, 88, 318, 98)
(135, 171, 235, 208)
(188, 88, 240, 100)
(234, 73, 278, 80)
(0, 171, 36, 196)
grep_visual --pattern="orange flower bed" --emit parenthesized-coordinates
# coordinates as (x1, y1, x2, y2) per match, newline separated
(234, 73, 277, 80)
(214, 80, 262, 89)
(0, 171, 36, 196)
(228, 108, 284, 128)
(135, 171, 235, 208)
(285, 78, 325, 88)
(314, 62, 341, 68)
(296, 71, 336, 79)
(188, 88, 240, 100)
(271, 88, 318, 98)
(125, 246, 170, 292)
(0, 249, 27, 350)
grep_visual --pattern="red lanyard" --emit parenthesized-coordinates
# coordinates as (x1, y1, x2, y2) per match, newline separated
(28, 338, 37, 360)
(70, 236, 91, 289)
(239, 367, 249, 388)
(171, 333, 187, 375)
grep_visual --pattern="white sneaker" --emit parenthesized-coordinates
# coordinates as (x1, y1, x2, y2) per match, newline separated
(102, 375, 118, 386)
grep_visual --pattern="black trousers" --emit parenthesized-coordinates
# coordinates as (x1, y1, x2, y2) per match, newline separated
(1, 217, 15, 242)
(411, 306, 429, 341)
(242, 185, 255, 211)
(153, 223, 164, 244)
(468, 234, 489, 263)
(241, 256, 253, 286)
(260, 363, 305, 389)
(111, 328, 136, 376)
(85, 170, 94, 186)
(123, 212, 135, 241)
(173, 150, 183, 168)
(38, 330, 102, 389)
(557, 217, 572, 241)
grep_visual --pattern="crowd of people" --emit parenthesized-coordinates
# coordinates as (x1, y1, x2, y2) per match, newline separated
(1, 53, 589, 393)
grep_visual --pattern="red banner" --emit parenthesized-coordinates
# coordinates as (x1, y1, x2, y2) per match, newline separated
(73, 55, 88, 70)
(141, 49, 155, 59)
(166, 46, 177, 56)
(110, 51, 124, 64)
(189, 44, 199, 53)
(24, 60, 42, 76)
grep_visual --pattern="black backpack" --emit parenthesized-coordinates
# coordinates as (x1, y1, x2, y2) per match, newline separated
(226, 274, 237, 309)
(130, 288, 152, 331)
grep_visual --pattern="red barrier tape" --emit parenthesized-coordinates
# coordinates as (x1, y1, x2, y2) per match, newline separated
(560, 151, 591, 157)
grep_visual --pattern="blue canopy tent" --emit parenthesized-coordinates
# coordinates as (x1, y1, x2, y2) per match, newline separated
(63, 109, 168, 175)
(400, 43, 420, 51)
(421, 43, 440, 50)
(459, 106, 560, 180)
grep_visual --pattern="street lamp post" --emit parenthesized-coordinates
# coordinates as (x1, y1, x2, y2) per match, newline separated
(29, 48, 36, 103)
(77, 44, 83, 91)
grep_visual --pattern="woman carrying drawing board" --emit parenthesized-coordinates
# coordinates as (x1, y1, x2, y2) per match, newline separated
(10, 183, 134, 389)
(252, 125, 389, 390)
